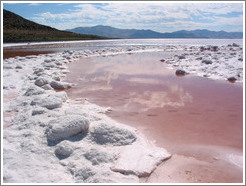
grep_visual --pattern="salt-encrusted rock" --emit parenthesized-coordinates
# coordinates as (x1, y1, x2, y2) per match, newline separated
(177, 55, 185, 59)
(36, 72, 46, 77)
(227, 76, 237, 82)
(71, 167, 96, 182)
(46, 115, 90, 142)
(34, 77, 50, 87)
(55, 61, 63, 66)
(84, 148, 116, 165)
(31, 93, 66, 109)
(111, 145, 171, 177)
(16, 65, 23, 69)
(27, 75, 35, 80)
(51, 91, 68, 102)
(200, 46, 205, 51)
(44, 59, 51, 63)
(43, 62, 57, 68)
(55, 141, 73, 158)
(175, 69, 187, 76)
(90, 123, 137, 146)
(232, 43, 239, 47)
(33, 68, 44, 74)
(32, 107, 46, 116)
(202, 59, 213, 65)
(65, 161, 139, 183)
(52, 76, 61, 81)
(50, 81, 72, 90)
(87, 172, 139, 183)
(24, 85, 45, 96)
(41, 84, 53, 90)
(3, 64, 14, 69)
(210, 46, 219, 51)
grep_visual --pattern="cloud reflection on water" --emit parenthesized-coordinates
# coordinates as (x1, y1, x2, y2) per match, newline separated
(124, 85, 193, 112)
(67, 52, 192, 112)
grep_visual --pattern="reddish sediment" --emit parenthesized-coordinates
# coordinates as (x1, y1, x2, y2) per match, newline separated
(3, 49, 55, 59)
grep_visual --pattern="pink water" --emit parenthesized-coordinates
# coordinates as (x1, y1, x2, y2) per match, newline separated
(65, 52, 243, 183)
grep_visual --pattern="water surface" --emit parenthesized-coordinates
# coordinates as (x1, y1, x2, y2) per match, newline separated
(65, 52, 243, 153)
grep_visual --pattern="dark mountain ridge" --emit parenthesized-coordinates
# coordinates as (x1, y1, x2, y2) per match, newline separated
(66, 25, 243, 39)
(3, 9, 107, 42)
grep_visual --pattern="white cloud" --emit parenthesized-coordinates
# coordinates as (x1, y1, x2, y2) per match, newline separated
(214, 14, 243, 25)
(30, 2, 243, 32)
(28, 3, 40, 6)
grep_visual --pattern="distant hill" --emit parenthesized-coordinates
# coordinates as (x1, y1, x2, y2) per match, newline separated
(169, 29, 243, 39)
(3, 9, 107, 43)
(66, 25, 243, 39)
(66, 25, 164, 39)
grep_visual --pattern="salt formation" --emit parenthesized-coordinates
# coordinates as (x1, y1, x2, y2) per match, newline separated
(46, 115, 90, 142)
(163, 44, 243, 82)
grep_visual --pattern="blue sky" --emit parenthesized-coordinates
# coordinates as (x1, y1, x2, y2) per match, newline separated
(3, 2, 244, 33)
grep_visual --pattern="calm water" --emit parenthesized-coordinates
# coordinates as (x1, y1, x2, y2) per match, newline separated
(65, 51, 243, 153)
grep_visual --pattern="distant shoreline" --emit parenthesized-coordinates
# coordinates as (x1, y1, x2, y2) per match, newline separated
(3, 37, 243, 48)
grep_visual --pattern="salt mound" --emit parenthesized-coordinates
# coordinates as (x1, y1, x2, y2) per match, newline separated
(34, 76, 50, 87)
(55, 141, 74, 159)
(46, 115, 90, 142)
(84, 148, 117, 165)
(31, 107, 46, 116)
(50, 80, 72, 89)
(65, 160, 139, 183)
(31, 92, 67, 110)
(111, 144, 171, 177)
(41, 84, 53, 90)
(90, 122, 137, 146)
(24, 85, 45, 96)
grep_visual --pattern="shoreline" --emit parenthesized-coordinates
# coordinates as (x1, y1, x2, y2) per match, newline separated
(2, 44, 244, 183)
(3, 38, 243, 48)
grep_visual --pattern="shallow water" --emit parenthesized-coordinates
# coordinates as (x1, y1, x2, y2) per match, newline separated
(65, 52, 243, 154)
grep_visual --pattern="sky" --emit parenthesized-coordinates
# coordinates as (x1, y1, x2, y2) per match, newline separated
(2, 1, 244, 33)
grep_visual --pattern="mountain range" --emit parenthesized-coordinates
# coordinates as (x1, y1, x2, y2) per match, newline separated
(66, 25, 243, 39)
(3, 9, 106, 43)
